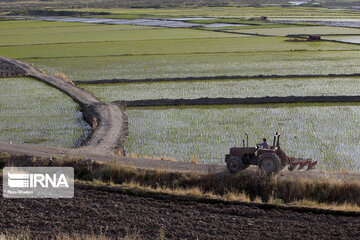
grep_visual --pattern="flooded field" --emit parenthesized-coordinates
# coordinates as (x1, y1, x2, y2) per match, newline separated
(1, 10, 360, 173)
(82, 77, 360, 102)
(0, 78, 90, 148)
(274, 19, 360, 28)
(324, 35, 360, 44)
(126, 104, 360, 172)
(11, 16, 248, 28)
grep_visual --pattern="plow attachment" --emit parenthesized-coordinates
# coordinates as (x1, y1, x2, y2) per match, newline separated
(287, 157, 317, 171)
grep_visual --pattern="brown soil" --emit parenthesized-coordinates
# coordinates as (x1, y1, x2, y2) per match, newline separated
(1, 183, 359, 240)
(0, 58, 27, 77)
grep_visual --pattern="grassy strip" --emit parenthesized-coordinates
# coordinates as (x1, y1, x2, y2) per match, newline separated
(77, 179, 360, 214)
(1, 153, 359, 210)
(76, 162, 360, 207)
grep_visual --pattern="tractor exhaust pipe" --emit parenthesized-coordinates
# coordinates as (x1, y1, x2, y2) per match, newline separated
(273, 136, 276, 148)
(245, 133, 249, 147)
(276, 134, 280, 147)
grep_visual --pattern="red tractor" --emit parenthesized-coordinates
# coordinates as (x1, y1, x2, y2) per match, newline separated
(225, 133, 317, 174)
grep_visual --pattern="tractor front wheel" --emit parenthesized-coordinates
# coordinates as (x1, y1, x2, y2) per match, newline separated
(226, 156, 244, 174)
(258, 153, 281, 174)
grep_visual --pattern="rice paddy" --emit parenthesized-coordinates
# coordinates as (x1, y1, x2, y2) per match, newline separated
(1, 7, 360, 172)
(1, 19, 359, 82)
(0, 77, 90, 148)
(126, 104, 360, 172)
(81, 77, 360, 102)
(3, 35, 356, 60)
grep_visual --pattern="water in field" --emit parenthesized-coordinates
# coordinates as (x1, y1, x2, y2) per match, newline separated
(126, 104, 360, 172)
(324, 36, 360, 44)
(10, 16, 247, 28)
(82, 77, 360, 102)
(274, 19, 360, 28)
(0, 78, 90, 148)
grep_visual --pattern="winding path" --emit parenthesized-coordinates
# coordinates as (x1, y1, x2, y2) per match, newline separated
(0, 56, 128, 156)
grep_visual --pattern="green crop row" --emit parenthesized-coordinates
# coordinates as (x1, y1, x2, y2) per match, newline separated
(0, 20, 159, 35)
(1, 30, 358, 59)
(0, 20, 97, 30)
(0, 21, 245, 47)
(28, 50, 360, 81)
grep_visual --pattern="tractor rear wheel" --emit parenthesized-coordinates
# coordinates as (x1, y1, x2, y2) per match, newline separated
(258, 153, 281, 174)
(226, 156, 244, 174)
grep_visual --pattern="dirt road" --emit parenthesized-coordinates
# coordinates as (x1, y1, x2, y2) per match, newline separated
(2, 142, 360, 182)
(1, 183, 359, 239)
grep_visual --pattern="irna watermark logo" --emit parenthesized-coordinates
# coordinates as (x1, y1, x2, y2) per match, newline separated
(3, 167, 74, 198)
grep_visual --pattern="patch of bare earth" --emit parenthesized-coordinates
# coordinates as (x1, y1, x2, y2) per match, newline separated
(0, 184, 359, 240)
(0, 59, 26, 77)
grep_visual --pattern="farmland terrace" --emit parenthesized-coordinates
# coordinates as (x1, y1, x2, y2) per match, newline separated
(1, 56, 360, 180)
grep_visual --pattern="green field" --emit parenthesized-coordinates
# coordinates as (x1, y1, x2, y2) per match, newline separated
(1, 19, 359, 81)
(126, 104, 360, 172)
(0, 20, 98, 30)
(0, 77, 90, 148)
(28, 50, 360, 81)
(0, 20, 249, 46)
(3, 35, 355, 59)
(61, 7, 360, 19)
(82, 77, 360, 102)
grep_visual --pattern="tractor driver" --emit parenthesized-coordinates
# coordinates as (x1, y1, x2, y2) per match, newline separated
(257, 138, 269, 149)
